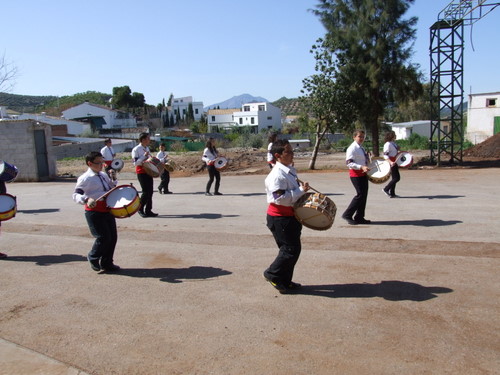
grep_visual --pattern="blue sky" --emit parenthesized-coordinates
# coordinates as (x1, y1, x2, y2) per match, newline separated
(2, 0, 499, 107)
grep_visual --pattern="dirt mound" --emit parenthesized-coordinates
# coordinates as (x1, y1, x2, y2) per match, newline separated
(464, 133, 500, 158)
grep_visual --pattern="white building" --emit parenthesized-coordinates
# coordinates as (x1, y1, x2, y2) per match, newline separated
(207, 102, 282, 133)
(171, 96, 204, 123)
(467, 92, 500, 144)
(62, 102, 137, 129)
(206, 108, 240, 132)
(390, 120, 431, 140)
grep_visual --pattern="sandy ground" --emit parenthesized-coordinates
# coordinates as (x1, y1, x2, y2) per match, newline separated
(0, 152, 499, 375)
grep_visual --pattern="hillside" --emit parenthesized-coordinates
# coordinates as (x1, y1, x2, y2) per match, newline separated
(272, 97, 304, 116)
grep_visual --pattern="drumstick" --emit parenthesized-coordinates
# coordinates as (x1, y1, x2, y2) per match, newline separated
(296, 178, 322, 194)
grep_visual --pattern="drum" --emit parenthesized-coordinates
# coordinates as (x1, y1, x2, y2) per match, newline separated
(106, 185, 140, 218)
(214, 157, 228, 171)
(294, 192, 336, 231)
(0, 193, 17, 221)
(0, 160, 18, 182)
(143, 157, 163, 178)
(110, 158, 124, 172)
(367, 158, 391, 184)
(396, 152, 413, 168)
(164, 159, 176, 172)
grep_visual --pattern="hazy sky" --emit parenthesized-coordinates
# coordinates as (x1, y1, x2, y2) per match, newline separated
(2, 0, 499, 107)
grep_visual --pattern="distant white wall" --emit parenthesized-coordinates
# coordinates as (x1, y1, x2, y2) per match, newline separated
(467, 92, 500, 144)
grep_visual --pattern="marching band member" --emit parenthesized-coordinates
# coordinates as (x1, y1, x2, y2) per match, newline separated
(202, 138, 222, 196)
(263, 139, 310, 294)
(342, 129, 371, 225)
(131, 133, 158, 217)
(156, 143, 172, 194)
(100, 138, 116, 176)
(266, 132, 278, 169)
(72, 151, 119, 272)
(382, 130, 401, 198)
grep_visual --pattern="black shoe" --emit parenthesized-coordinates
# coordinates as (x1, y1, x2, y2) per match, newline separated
(264, 274, 288, 294)
(138, 211, 147, 218)
(355, 218, 371, 224)
(205, 192, 212, 196)
(288, 281, 302, 290)
(145, 212, 158, 217)
(342, 215, 357, 225)
(101, 264, 120, 272)
(214, 192, 223, 195)
(87, 256, 101, 272)
(165, 191, 173, 194)
(158, 189, 163, 194)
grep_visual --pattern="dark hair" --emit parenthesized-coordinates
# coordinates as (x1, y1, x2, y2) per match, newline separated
(270, 139, 290, 158)
(268, 132, 278, 143)
(353, 129, 365, 137)
(104, 138, 111, 144)
(139, 132, 150, 142)
(160, 143, 165, 147)
(205, 138, 217, 153)
(85, 151, 102, 164)
(384, 131, 396, 142)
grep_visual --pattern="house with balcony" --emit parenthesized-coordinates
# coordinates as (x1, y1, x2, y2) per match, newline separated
(62, 101, 137, 131)
(467, 91, 500, 144)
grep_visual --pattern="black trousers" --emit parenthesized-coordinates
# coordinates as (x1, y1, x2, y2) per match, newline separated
(206, 165, 221, 193)
(264, 215, 302, 286)
(158, 170, 170, 192)
(384, 164, 400, 196)
(137, 173, 154, 214)
(85, 210, 117, 268)
(343, 175, 369, 221)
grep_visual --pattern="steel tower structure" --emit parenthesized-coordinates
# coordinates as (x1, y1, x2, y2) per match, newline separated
(429, 0, 499, 165)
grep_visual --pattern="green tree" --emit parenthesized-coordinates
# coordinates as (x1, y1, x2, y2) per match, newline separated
(301, 38, 357, 169)
(312, 0, 422, 155)
(112, 86, 132, 108)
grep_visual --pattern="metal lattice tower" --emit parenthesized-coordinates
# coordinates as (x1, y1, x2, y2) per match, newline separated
(429, 0, 499, 165)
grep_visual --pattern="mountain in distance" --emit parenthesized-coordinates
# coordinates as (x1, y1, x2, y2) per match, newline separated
(204, 93, 268, 111)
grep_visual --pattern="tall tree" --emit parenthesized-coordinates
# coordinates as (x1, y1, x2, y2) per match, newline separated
(112, 86, 132, 108)
(312, 0, 422, 155)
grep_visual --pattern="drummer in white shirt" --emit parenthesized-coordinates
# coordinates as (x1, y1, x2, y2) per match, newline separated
(382, 130, 401, 198)
(202, 138, 222, 196)
(341, 129, 371, 225)
(100, 138, 116, 175)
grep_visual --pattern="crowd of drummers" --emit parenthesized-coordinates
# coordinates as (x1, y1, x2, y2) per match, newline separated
(1, 130, 411, 293)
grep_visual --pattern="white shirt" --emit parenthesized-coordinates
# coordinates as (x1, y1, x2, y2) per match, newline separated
(156, 150, 169, 163)
(265, 162, 306, 207)
(383, 141, 399, 160)
(72, 168, 117, 204)
(100, 145, 115, 161)
(345, 141, 369, 170)
(202, 147, 218, 164)
(267, 142, 274, 163)
(131, 144, 150, 166)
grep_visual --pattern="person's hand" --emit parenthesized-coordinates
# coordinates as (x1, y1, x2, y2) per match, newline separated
(87, 198, 97, 208)
(302, 182, 310, 192)
(208, 160, 215, 166)
(361, 165, 370, 173)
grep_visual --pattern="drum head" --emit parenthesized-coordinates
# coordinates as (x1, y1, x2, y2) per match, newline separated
(396, 152, 413, 168)
(215, 157, 227, 170)
(106, 186, 136, 208)
(111, 159, 124, 171)
(0, 194, 16, 211)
